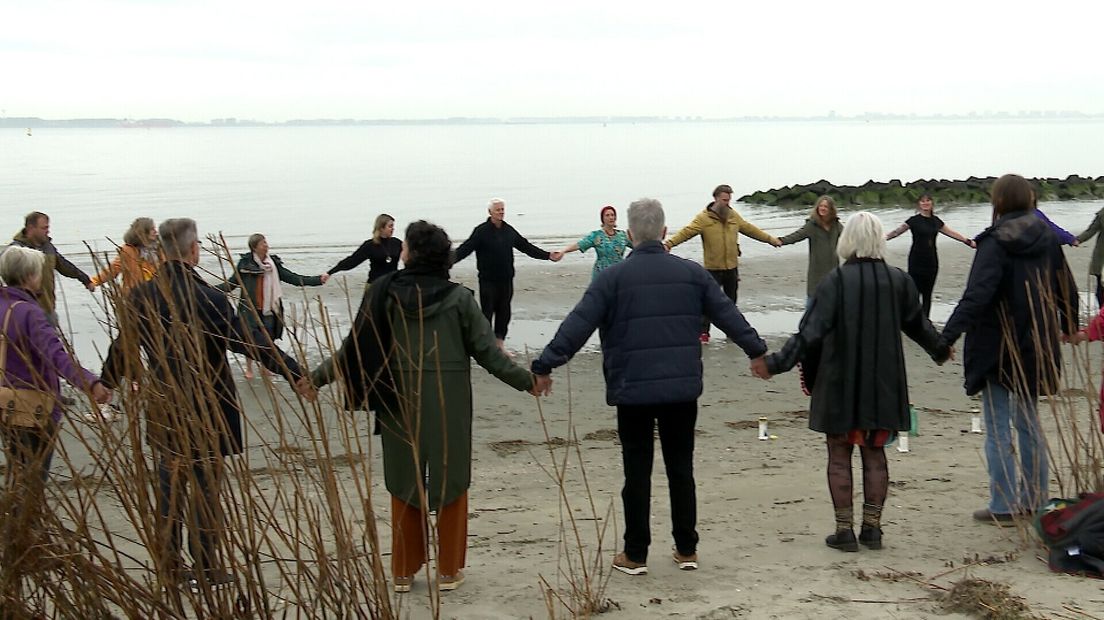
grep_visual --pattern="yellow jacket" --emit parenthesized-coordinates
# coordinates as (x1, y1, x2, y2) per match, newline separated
(665, 206, 776, 270)
(91, 244, 159, 292)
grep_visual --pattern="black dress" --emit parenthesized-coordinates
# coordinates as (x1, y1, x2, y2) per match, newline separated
(328, 237, 402, 283)
(905, 214, 943, 317)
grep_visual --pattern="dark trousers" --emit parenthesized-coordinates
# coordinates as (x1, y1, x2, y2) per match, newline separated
(616, 401, 699, 563)
(478, 279, 514, 339)
(157, 455, 225, 575)
(909, 269, 937, 318)
(702, 268, 739, 334)
(1096, 274, 1103, 309)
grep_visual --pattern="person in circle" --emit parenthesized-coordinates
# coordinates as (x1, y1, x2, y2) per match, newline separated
(885, 194, 975, 318)
(557, 205, 632, 279)
(779, 196, 843, 302)
(326, 214, 404, 284)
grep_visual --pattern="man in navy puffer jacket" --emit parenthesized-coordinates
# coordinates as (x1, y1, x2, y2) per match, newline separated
(532, 198, 768, 576)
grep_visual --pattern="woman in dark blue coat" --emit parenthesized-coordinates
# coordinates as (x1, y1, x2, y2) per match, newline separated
(941, 174, 1079, 523)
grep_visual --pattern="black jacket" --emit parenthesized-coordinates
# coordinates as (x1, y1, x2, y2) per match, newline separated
(453, 218, 550, 282)
(218, 252, 323, 341)
(532, 241, 766, 406)
(942, 211, 1078, 396)
(328, 237, 402, 283)
(103, 261, 304, 457)
(766, 259, 948, 434)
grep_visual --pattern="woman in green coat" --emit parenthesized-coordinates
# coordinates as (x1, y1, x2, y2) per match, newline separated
(779, 196, 844, 301)
(220, 233, 328, 379)
(1077, 206, 1104, 308)
(312, 220, 538, 594)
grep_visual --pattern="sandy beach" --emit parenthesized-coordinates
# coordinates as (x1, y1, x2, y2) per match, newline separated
(26, 235, 1104, 618)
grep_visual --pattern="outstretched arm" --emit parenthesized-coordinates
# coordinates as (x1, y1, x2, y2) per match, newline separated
(939, 224, 976, 248)
(885, 223, 909, 241)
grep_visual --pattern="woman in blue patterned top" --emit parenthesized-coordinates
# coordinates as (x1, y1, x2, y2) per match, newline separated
(559, 205, 632, 279)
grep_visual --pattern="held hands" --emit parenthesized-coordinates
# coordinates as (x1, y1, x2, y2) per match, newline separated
(749, 355, 771, 380)
(770, 237, 783, 248)
(530, 373, 553, 397)
(320, 273, 330, 284)
(549, 251, 564, 262)
(294, 376, 318, 402)
(91, 382, 112, 405)
(85, 281, 96, 292)
(1065, 331, 1089, 345)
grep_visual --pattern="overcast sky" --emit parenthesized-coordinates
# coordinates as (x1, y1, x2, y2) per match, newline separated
(4, 0, 1102, 122)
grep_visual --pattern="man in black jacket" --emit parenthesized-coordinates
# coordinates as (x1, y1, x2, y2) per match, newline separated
(531, 198, 768, 576)
(453, 198, 562, 352)
(102, 218, 315, 591)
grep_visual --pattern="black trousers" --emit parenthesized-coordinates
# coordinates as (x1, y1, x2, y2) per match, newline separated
(1096, 274, 1103, 309)
(702, 268, 739, 334)
(157, 455, 225, 575)
(616, 401, 699, 563)
(478, 279, 514, 339)
(909, 269, 937, 318)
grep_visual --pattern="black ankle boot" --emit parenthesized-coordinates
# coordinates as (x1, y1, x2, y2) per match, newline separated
(859, 525, 883, 550)
(825, 529, 859, 552)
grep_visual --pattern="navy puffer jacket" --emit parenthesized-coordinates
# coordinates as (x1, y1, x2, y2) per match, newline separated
(532, 241, 766, 405)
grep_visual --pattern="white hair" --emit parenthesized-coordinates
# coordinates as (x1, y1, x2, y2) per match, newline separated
(0, 246, 46, 287)
(488, 198, 505, 210)
(627, 198, 665, 242)
(836, 211, 886, 260)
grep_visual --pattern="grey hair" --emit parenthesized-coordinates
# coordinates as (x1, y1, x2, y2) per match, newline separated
(627, 198, 665, 242)
(0, 246, 46, 287)
(159, 218, 198, 260)
(836, 211, 886, 260)
(488, 198, 505, 210)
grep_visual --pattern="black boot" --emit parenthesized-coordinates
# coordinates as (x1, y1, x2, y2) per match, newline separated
(858, 525, 883, 550)
(825, 529, 858, 552)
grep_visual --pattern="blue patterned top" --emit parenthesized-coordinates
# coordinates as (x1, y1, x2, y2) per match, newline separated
(578, 228, 631, 278)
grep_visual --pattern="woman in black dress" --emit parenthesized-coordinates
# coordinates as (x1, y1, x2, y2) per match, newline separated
(885, 194, 974, 317)
(326, 214, 403, 284)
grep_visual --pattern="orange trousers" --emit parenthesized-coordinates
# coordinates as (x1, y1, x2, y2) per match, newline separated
(390, 492, 468, 578)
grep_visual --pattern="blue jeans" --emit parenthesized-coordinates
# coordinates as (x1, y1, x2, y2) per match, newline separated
(981, 383, 1048, 514)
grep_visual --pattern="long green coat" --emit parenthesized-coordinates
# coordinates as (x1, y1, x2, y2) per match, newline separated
(1077, 206, 1104, 276)
(780, 217, 843, 297)
(317, 270, 532, 510)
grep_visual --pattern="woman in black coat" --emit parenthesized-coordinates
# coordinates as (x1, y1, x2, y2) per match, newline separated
(760, 212, 949, 552)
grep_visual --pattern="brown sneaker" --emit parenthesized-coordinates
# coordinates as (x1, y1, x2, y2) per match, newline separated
(393, 575, 413, 593)
(613, 552, 648, 575)
(438, 570, 465, 591)
(672, 548, 698, 570)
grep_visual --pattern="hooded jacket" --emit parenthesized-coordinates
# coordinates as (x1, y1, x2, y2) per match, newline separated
(665, 203, 775, 270)
(8, 231, 92, 315)
(317, 266, 533, 509)
(942, 211, 1079, 396)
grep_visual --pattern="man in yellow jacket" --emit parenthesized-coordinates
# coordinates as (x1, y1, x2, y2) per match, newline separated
(665, 185, 780, 342)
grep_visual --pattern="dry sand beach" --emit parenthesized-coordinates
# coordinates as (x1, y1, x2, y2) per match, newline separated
(25, 235, 1104, 619)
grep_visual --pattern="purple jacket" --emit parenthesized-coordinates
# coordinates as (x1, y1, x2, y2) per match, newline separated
(1, 286, 99, 422)
(1034, 210, 1076, 246)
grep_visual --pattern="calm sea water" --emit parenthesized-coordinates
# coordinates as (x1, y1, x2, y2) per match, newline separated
(3, 120, 1102, 362)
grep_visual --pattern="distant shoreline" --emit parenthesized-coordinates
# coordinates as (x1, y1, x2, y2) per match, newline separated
(6, 111, 1104, 129)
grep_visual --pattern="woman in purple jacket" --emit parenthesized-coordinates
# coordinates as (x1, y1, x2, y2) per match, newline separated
(1, 246, 110, 521)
